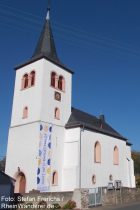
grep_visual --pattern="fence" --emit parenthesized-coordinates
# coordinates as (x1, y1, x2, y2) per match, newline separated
(88, 187, 102, 207)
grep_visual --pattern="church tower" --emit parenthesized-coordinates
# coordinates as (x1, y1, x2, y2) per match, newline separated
(5, 6, 73, 193)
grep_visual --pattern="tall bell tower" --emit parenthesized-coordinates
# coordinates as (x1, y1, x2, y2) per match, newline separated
(5, 5, 73, 193)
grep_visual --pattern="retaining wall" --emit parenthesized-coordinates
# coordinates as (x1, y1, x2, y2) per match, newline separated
(9, 187, 140, 209)
(102, 187, 140, 206)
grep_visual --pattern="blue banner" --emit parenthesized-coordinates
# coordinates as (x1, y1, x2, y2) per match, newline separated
(37, 124, 52, 192)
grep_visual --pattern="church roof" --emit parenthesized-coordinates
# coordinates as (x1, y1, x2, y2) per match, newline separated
(126, 141, 133, 146)
(65, 107, 128, 141)
(32, 9, 58, 62)
(15, 9, 73, 74)
(0, 171, 15, 184)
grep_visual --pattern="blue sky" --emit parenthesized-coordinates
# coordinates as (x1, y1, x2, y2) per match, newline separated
(0, 0, 140, 158)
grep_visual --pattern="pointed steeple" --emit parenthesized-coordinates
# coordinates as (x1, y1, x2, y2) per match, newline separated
(32, 4, 59, 63)
(15, 1, 73, 74)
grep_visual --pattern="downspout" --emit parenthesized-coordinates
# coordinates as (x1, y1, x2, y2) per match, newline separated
(79, 124, 84, 189)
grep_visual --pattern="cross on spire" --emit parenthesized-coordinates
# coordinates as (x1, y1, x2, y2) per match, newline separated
(46, 0, 51, 20)
(47, 0, 51, 10)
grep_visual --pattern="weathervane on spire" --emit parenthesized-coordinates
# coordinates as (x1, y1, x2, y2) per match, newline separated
(46, 0, 51, 20)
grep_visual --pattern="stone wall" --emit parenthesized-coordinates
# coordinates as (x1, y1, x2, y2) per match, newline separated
(14, 190, 81, 209)
(78, 188, 140, 208)
(14, 187, 140, 209)
(14, 189, 89, 209)
(102, 187, 140, 206)
(22, 190, 73, 207)
(73, 189, 89, 209)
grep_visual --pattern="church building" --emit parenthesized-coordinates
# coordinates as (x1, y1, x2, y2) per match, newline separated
(5, 6, 135, 193)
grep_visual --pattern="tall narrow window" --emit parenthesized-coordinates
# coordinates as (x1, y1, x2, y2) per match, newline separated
(30, 71, 35, 86)
(21, 74, 28, 89)
(58, 76, 65, 91)
(23, 107, 28, 119)
(52, 171, 58, 185)
(54, 108, 60, 120)
(51, 72, 57, 88)
(113, 146, 119, 165)
(94, 141, 101, 163)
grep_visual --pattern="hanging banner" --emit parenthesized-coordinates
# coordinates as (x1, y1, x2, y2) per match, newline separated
(37, 124, 52, 192)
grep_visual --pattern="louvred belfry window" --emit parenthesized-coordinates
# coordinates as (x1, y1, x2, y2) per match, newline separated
(51, 72, 57, 87)
(21, 74, 29, 89)
(58, 76, 65, 91)
(30, 71, 36, 86)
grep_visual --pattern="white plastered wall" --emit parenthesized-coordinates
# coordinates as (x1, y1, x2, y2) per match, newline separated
(126, 145, 135, 188)
(5, 123, 39, 192)
(40, 59, 72, 126)
(62, 128, 80, 191)
(80, 129, 135, 188)
(48, 124, 65, 192)
(6, 58, 72, 192)
(11, 59, 72, 127)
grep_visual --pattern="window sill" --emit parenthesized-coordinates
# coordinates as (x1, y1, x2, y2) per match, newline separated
(50, 85, 65, 93)
(55, 117, 60, 120)
(21, 84, 35, 91)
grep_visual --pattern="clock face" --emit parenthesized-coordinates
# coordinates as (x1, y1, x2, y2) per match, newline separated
(55, 92, 61, 101)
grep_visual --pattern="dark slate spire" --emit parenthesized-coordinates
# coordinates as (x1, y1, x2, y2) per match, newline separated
(15, 1, 74, 74)
(32, 5, 59, 63)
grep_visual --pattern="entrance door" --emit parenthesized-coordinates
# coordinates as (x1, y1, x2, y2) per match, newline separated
(14, 172, 26, 193)
(19, 174, 26, 193)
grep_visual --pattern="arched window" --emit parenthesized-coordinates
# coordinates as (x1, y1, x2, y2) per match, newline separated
(94, 141, 101, 163)
(92, 175, 96, 184)
(58, 76, 65, 91)
(113, 146, 119, 165)
(30, 71, 35, 86)
(22, 107, 28, 119)
(54, 108, 60, 120)
(52, 171, 58, 185)
(51, 72, 57, 88)
(21, 74, 29, 89)
(109, 174, 113, 181)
